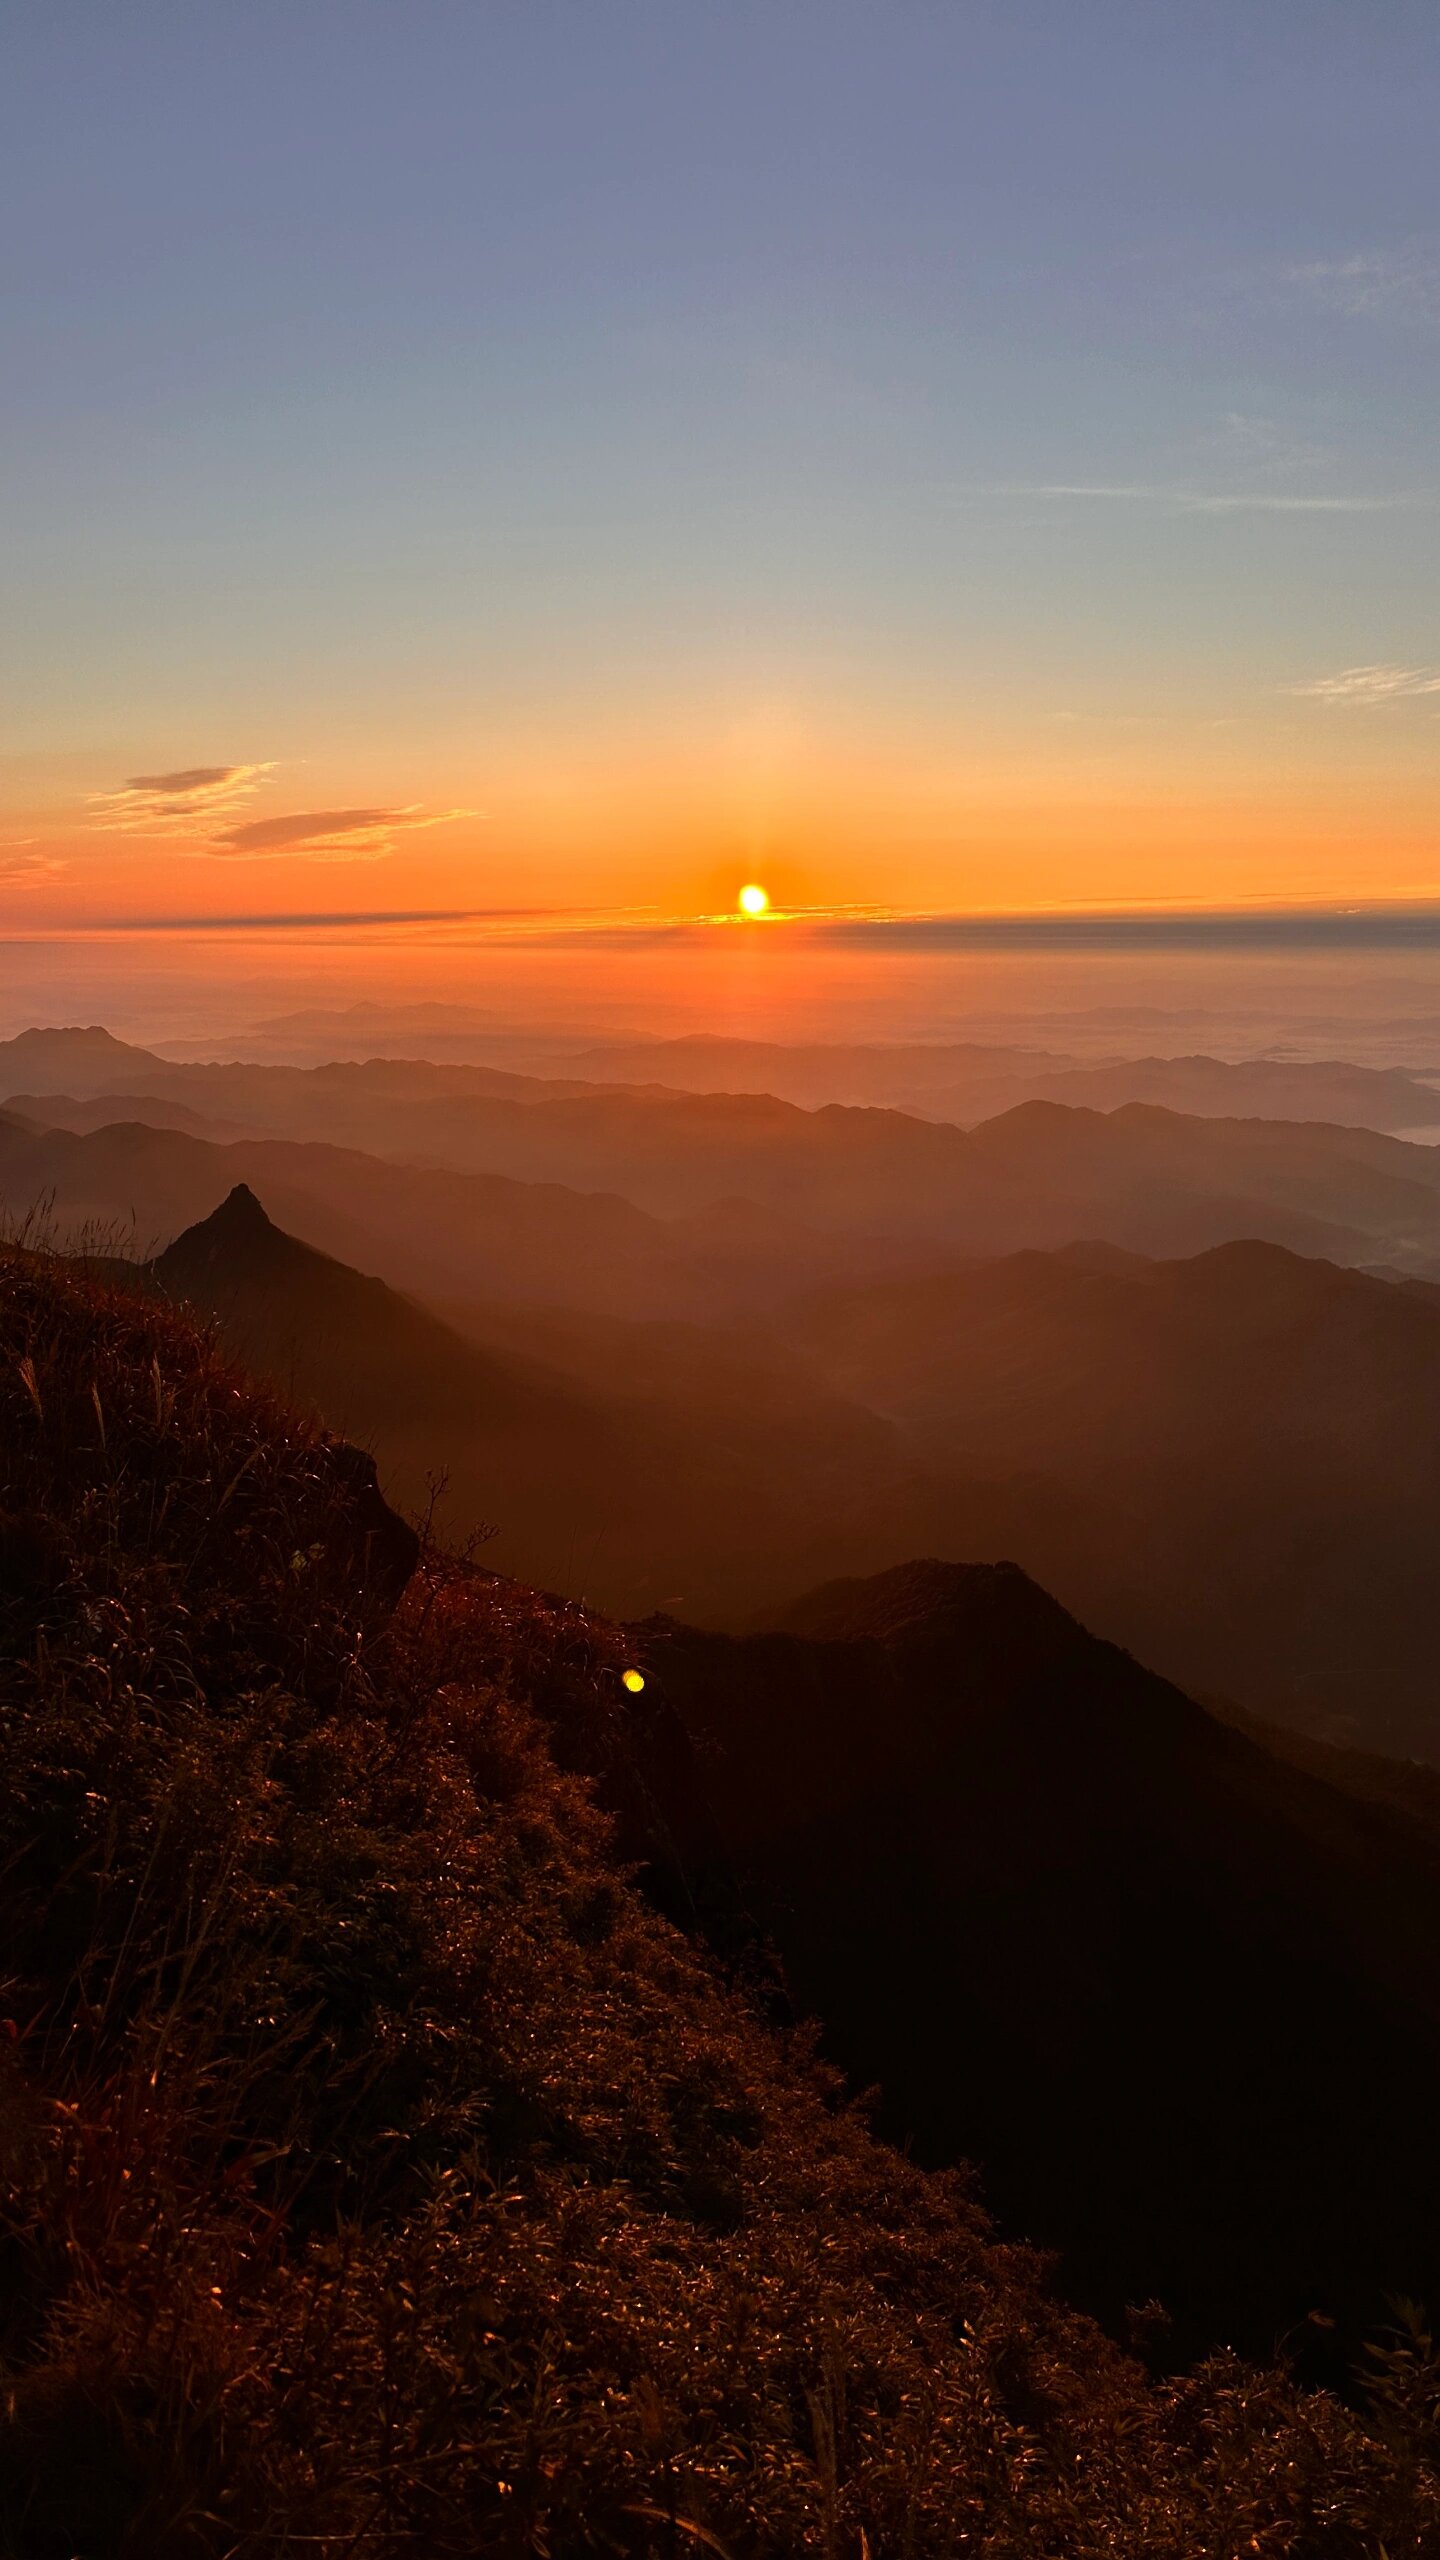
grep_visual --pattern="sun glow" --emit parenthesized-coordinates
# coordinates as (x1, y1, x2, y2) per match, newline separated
(738, 882, 770, 917)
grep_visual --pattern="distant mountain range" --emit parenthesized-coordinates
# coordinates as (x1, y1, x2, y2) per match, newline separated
(13, 1023, 1440, 1754)
(11, 1025, 1440, 1271)
(98, 1180, 1440, 1759)
(0, 1105, 898, 1322)
(561, 1031, 1440, 1132)
(644, 1556, 1440, 2354)
(7, 1018, 1440, 1143)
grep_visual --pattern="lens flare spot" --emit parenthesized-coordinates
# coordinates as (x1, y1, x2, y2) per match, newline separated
(738, 882, 770, 917)
(621, 1667, 646, 1693)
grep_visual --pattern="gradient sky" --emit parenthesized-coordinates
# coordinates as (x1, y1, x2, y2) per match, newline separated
(4, 0, 1440, 933)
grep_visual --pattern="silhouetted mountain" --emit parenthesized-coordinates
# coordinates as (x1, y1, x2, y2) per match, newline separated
(0, 1108, 915, 1320)
(563, 1033, 1440, 1131)
(155, 999, 535, 1065)
(17, 1114, 1440, 1743)
(564, 1032, 1074, 1113)
(0, 1046, 618, 1123)
(644, 1558, 1440, 2355)
(788, 1237, 1440, 1756)
(0, 1023, 170, 1090)
(1030, 1051, 1440, 1129)
(6, 1089, 259, 1142)
(146, 1185, 929, 1615)
(154, 1190, 1440, 1756)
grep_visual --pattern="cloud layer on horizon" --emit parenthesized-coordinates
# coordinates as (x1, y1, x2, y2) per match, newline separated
(86, 904, 1440, 954)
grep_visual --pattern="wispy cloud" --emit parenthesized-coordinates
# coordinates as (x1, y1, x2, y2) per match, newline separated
(0, 844, 65, 882)
(1283, 250, 1440, 323)
(90, 763, 275, 833)
(88, 766, 470, 860)
(92, 906, 545, 932)
(1205, 412, 1328, 473)
(211, 805, 472, 861)
(972, 482, 1422, 514)
(1286, 664, 1440, 704)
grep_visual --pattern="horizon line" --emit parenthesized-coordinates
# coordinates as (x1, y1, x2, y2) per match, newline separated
(14, 898, 1440, 951)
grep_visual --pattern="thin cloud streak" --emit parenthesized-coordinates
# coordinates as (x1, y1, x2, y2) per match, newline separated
(72, 906, 581, 934)
(0, 847, 66, 882)
(211, 806, 473, 860)
(970, 483, 1426, 514)
(90, 763, 276, 833)
(1287, 664, 1440, 704)
(1282, 250, 1440, 322)
(529, 909, 1440, 955)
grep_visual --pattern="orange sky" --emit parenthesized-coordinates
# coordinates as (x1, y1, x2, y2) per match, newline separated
(7, 709, 1440, 939)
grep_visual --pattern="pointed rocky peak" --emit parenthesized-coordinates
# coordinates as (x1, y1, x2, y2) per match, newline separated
(153, 1184, 313, 1286)
(207, 1181, 273, 1232)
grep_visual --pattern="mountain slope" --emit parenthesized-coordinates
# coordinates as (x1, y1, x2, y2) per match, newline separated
(645, 1558, 1440, 2354)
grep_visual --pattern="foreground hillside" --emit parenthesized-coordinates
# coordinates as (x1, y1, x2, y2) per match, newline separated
(2, 1248, 1437, 2554)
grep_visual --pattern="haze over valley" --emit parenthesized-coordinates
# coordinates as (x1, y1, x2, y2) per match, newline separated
(9, 1004, 1440, 1756)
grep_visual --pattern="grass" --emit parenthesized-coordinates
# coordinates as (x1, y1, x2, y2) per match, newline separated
(0, 1239, 1438, 2555)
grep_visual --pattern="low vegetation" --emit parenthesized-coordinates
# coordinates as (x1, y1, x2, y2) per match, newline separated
(1, 1242, 1438, 2555)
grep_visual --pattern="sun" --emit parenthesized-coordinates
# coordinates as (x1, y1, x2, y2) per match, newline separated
(738, 881, 770, 917)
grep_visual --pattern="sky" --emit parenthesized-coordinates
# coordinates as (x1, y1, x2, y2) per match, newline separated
(3, 0, 1440, 945)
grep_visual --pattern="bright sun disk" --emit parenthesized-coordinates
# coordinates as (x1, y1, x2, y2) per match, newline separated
(738, 882, 770, 916)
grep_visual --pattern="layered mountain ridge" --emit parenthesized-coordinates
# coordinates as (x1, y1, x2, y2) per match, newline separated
(106, 1180, 1440, 1757)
